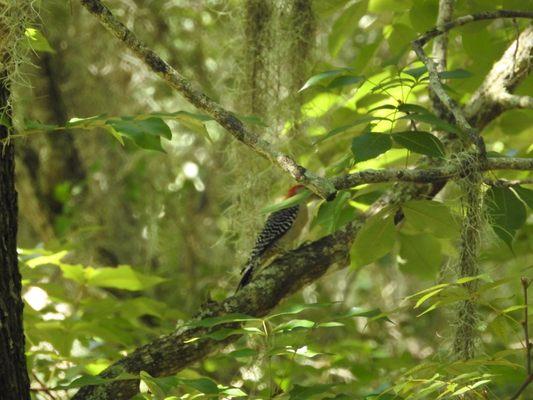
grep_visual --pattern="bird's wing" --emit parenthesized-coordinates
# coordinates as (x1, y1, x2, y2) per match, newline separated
(236, 205, 301, 291)
(248, 204, 300, 261)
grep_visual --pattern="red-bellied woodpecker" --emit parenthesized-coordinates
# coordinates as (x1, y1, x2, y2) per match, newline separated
(236, 185, 309, 291)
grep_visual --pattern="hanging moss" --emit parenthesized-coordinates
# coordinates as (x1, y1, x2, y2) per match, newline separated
(242, 0, 273, 117)
(287, 0, 316, 96)
(451, 152, 486, 360)
(224, 1, 317, 266)
(0, 0, 34, 113)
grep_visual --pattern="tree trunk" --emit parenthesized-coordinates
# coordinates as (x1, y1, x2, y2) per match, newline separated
(0, 72, 31, 399)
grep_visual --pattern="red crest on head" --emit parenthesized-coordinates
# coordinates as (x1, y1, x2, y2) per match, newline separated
(285, 184, 305, 198)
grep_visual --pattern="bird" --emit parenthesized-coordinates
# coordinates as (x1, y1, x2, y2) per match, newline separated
(236, 184, 309, 291)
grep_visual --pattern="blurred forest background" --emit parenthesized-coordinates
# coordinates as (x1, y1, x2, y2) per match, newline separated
(4, 0, 533, 399)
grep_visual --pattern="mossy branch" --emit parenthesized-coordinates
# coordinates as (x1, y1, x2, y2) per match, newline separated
(333, 157, 533, 189)
(465, 26, 533, 128)
(71, 227, 356, 400)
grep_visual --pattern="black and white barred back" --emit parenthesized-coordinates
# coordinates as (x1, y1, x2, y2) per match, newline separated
(236, 204, 301, 291)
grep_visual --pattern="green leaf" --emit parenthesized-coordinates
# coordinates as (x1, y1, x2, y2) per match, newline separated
(340, 307, 389, 320)
(267, 302, 337, 319)
(24, 120, 60, 131)
(485, 186, 527, 247)
(179, 378, 219, 395)
(399, 233, 442, 279)
(392, 131, 445, 157)
(414, 288, 444, 309)
(273, 319, 316, 333)
(107, 117, 171, 152)
(236, 114, 268, 127)
(142, 110, 211, 124)
(513, 185, 533, 209)
(327, 75, 365, 89)
(56, 375, 109, 389)
(299, 68, 353, 92)
(86, 265, 166, 290)
(502, 305, 526, 314)
(318, 321, 344, 328)
(55, 373, 136, 389)
(205, 328, 248, 341)
(186, 313, 259, 328)
(403, 66, 427, 80)
(67, 114, 108, 128)
(228, 348, 257, 358)
(25, 250, 68, 268)
(313, 191, 354, 234)
(367, 104, 397, 113)
(328, 1, 366, 56)
(455, 274, 491, 285)
(401, 200, 459, 238)
(365, 394, 398, 400)
(221, 387, 247, 397)
(59, 264, 86, 284)
(261, 189, 311, 214)
(405, 283, 449, 300)
(314, 115, 386, 144)
(371, 78, 413, 93)
(289, 383, 336, 400)
(140, 371, 167, 398)
(409, 0, 438, 33)
(399, 113, 463, 136)
(24, 28, 55, 53)
(105, 125, 125, 146)
(397, 103, 431, 115)
(438, 69, 473, 79)
(351, 132, 392, 163)
(351, 209, 396, 267)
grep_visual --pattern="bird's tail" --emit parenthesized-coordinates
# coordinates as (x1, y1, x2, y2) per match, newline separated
(235, 259, 257, 292)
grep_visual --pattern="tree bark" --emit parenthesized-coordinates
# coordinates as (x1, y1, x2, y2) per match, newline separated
(0, 73, 31, 399)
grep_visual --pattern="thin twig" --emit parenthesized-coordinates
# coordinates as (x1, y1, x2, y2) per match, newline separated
(416, 10, 533, 47)
(31, 371, 58, 400)
(432, 0, 455, 71)
(429, 0, 455, 117)
(522, 277, 531, 375)
(412, 41, 485, 155)
(509, 277, 532, 400)
(484, 178, 533, 187)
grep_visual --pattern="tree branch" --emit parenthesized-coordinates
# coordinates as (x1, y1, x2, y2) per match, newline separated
(416, 10, 533, 47)
(413, 10, 533, 154)
(498, 93, 533, 111)
(71, 227, 357, 400)
(509, 277, 531, 400)
(77, 0, 336, 200)
(484, 178, 533, 187)
(414, 41, 478, 155)
(332, 157, 533, 189)
(429, 0, 455, 117)
(465, 26, 533, 128)
(432, 0, 455, 71)
(71, 153, 533, 400)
